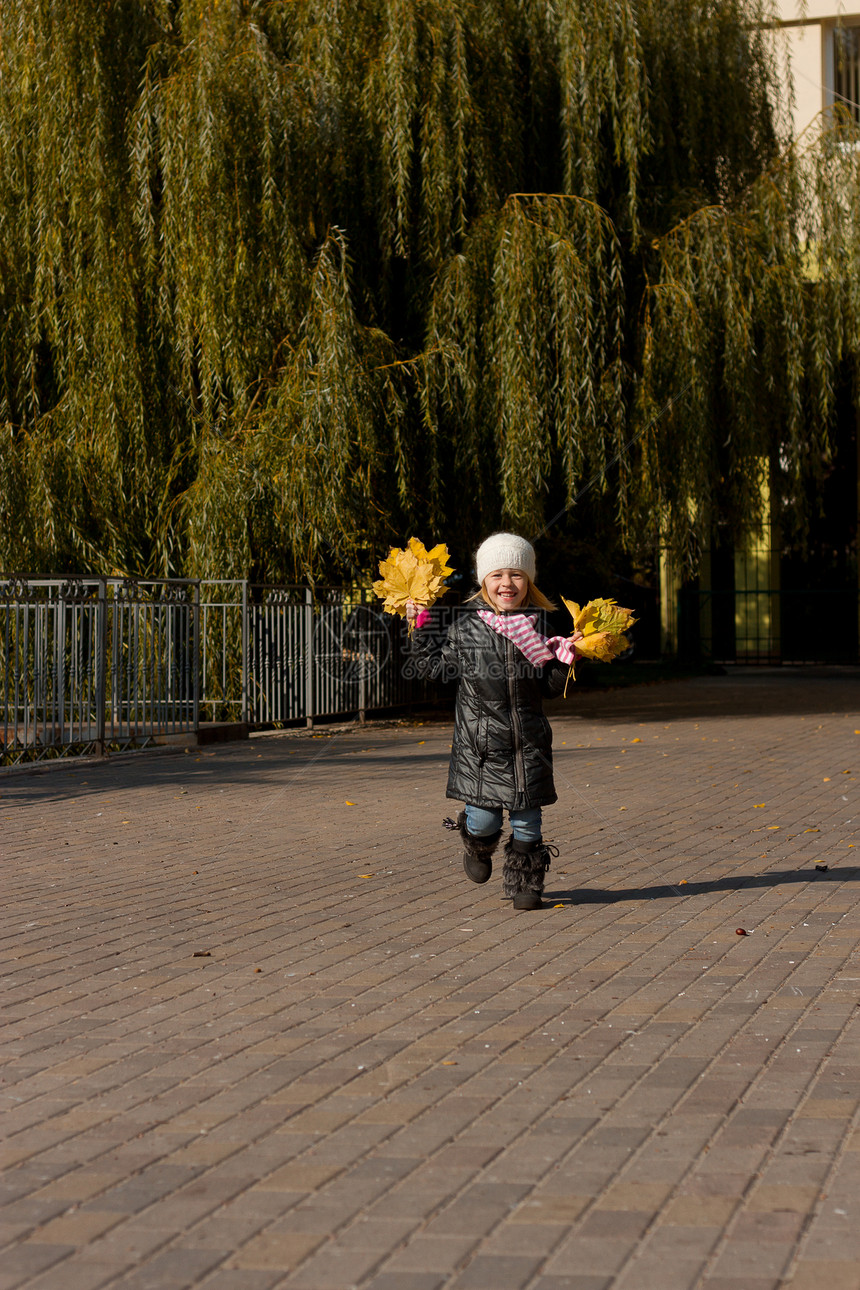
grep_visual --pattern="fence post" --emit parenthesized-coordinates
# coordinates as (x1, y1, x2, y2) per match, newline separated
(95, 579, 107, 757)
(305, 587, 314, 729)
(54, 587, 64, 750)
(192, 581, 200, 733)
(358, 589, 367, 726)
(241, 580, 249, 725)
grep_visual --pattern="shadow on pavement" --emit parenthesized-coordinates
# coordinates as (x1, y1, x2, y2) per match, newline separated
(548, 666, 860, 724)
(545, 865, 860, 905)
(6, 668, 860, 806)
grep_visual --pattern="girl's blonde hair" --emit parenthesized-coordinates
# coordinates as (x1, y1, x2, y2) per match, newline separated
(469, 577, 557, 613)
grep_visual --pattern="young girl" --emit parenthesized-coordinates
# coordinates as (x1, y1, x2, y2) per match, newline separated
(407, 533, 580, 911)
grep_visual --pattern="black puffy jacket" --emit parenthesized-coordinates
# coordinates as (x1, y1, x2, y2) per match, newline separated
(408, 604, 569, 810)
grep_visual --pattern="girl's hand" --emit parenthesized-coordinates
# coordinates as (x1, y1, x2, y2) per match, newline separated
(406, 599, 424, 627)
(567, 629, 584, 656)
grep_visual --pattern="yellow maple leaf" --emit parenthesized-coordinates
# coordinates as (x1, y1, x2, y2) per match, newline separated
(576, 630, 630, 663)
(562, 596, 635, 640)
(407, 537, 454, 579)
(372, 537, 455, 625)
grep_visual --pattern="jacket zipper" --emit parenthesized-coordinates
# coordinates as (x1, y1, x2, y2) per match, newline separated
(506, 636, 526, 798)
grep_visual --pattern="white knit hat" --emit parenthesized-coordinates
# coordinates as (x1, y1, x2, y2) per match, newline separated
(475, 532, 536, 586)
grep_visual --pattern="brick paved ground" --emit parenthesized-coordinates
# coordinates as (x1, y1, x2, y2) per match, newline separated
(2, 668, 860, 1290)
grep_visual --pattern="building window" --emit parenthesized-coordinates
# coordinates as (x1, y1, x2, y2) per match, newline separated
(828, 23, 860, 123)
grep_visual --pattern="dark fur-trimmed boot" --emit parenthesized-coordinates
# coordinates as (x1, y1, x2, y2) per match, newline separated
(443, 813, 503, 884)
(502, 837, 558, 910)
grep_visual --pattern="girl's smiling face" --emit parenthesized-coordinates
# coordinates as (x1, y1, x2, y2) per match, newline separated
(484, 568, 529, 611)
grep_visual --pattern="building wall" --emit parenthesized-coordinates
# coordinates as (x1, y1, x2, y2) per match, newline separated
(776, 0, 860, 137)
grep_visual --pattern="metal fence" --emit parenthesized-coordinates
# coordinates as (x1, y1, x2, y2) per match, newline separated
(678, 588, 860, 664)
(2, 578, 413, 766)
(1, 577, 199, 764)
(198, 582, 412, 726)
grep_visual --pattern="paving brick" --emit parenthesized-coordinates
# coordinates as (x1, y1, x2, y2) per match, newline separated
(704, 1280, 781, 1290)
(544, 1235, 633, 1276)
(616, 1259, 710, 1290)
(789, 1261, 860, 1290)
(383, 1233, 479, 1273)
(448, 1253, 545, 1288)
(531, 1279, 613, 1290)
(662, 1196, 739, 1226)
(228, 1232, 326, 1270)
(110, 1247, 227, 1288)
(332, 1216, 418, 1251)
(708, 1236, 797, 1279)
(197, 1273, 283, 1290)
(508, 1194, 591, 1225)
(362, 1276, 446, 1290)
(26, 1212, 123, 1245)
(16, 1258, 129, 1290)
(282, 1244, 390, 1288)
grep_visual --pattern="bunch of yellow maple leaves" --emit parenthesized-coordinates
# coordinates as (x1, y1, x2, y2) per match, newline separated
(372, 537, 455, 628)
(561, 596, 636, 692)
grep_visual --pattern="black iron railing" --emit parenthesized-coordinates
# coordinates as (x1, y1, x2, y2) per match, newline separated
(2, 578, 413, 765)
(678, 588, 860, 665)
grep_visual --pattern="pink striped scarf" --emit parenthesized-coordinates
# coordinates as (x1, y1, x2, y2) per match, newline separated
(477, 609, 577, 667)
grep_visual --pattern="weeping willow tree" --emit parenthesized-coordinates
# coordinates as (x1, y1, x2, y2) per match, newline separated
(1, 0, 858, 582)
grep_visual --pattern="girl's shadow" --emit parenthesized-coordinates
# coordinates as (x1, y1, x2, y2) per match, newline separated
(545, 865, 860, 905)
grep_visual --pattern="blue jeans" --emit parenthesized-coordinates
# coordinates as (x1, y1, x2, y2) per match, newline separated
(464, 804, 542, 843)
